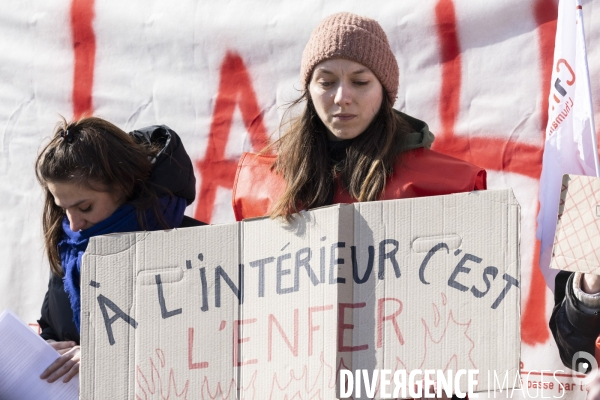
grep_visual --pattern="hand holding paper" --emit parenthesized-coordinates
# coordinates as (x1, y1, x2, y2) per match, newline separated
(0, 310, 79, 400)
(40, 342, 80, 383)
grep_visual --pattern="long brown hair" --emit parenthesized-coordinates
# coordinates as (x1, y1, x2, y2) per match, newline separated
(269, 92, 412, 219)
(36, 116, 163, 275)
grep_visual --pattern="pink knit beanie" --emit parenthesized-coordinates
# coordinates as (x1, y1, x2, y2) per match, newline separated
(301, 12, 399, 102)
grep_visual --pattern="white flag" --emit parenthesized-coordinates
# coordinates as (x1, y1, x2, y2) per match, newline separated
(537, 0, 600, 290)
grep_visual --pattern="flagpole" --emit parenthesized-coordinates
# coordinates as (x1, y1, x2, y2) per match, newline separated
(575, 0, 600, 177)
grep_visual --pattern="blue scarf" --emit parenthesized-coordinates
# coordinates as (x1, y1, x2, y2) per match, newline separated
(58, 196, 187, 332)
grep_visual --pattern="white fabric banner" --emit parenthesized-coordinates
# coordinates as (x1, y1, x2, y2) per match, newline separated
(537, 0, 600, 289)
(1, 0, 600, 398)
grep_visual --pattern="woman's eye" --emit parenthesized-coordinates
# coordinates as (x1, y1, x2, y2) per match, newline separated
(354, 81, 369, 86)
(80, 205, 92, 213)
(319, 81, 334, 87)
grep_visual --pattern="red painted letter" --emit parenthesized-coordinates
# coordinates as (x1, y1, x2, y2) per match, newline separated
(268, 309, 299, 361)
(233, 318, 258, 366)
(70, 0, 96, 118)
(188, 327, 209, 369)
(194, 52, 269, 223)
(377, 298, 405, 348)
(338, 302, 368, 352)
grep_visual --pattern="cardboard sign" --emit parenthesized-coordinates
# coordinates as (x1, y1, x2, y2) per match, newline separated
(81, 189, 520, 399)
(551, 174, 600, 275)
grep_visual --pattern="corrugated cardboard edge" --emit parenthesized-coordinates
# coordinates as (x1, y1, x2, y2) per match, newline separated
(506, 188, 522, 389)
(81, 232, 139, 400)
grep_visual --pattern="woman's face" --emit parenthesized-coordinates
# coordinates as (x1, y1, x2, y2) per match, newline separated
(47, 181, 124, 232)
(308, 58, 384, 141)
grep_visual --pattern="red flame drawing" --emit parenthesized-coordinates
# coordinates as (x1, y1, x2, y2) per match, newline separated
(200, 370, 257, 400)
(374, 295, 477, 398)
(136, 348, 190, 400)
(419, 294, 477, 372)
(269, 352, 337, 400)
(199, 352, 337, 400)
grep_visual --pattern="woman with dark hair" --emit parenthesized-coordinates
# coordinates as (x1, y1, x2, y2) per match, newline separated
(35, 116, 204, 383)
(233, 12, 486, 221)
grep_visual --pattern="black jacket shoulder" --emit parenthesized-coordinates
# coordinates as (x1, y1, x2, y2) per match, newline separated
(129, 125, 197, 206)
(38, 274, 80, 344)
(179, 215, 206, 228)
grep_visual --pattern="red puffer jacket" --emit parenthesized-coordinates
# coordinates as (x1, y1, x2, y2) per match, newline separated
(232, 147, 486, 221)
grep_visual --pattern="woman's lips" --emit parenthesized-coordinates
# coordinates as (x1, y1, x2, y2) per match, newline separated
(333, 113, 356, 121)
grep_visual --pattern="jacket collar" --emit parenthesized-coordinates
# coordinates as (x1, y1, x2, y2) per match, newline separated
(395, 109, 435, 151)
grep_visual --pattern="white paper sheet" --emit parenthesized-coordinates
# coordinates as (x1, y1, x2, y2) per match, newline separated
(0, 310, 79, 400)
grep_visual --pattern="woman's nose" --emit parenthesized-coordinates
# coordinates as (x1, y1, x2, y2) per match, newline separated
(333, 82, 352, 105)
(66, 211, 86, 232)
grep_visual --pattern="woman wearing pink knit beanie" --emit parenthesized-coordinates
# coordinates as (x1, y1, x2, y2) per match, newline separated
(233, 12, 487, 221)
